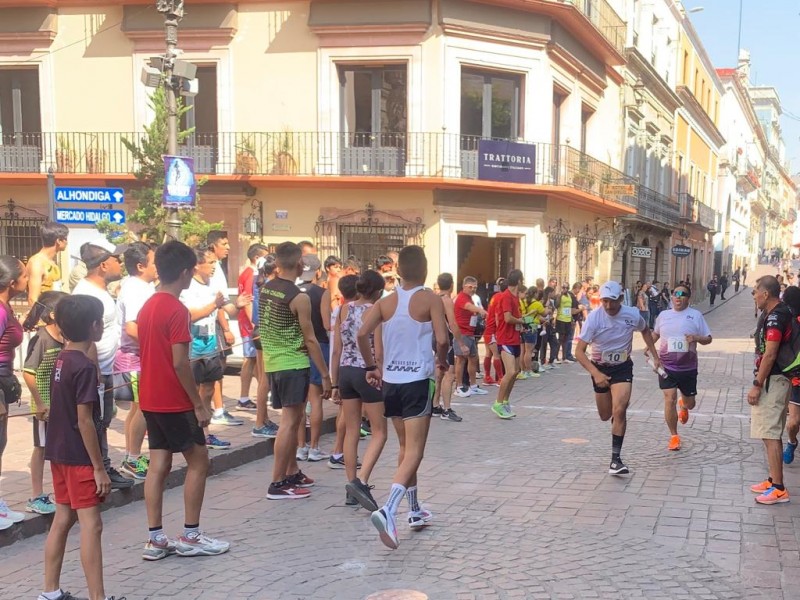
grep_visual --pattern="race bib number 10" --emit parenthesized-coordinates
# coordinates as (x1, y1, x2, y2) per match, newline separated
(668, 337, 688, 353)
(601, 350, 628, 364)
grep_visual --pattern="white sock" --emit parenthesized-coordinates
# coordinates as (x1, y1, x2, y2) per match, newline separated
(239, 397, 248, 403)
(382, 483, 407, 517)
(406, 486, 420, 512)
(213, 407, 224, 417)
(40, 591, 62, 600)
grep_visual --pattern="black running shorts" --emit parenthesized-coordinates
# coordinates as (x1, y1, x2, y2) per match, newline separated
(267, 368, 310, 409)
(658, 368, 698, 397)
(383, 379, 434, 420)
(590, 359, 634, 394)
(339, 366, 383, 403)
(143, 410, 205, 453)
(192, 356, 224, 385)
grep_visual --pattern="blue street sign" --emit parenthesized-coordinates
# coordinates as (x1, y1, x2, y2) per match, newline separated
(55, 209, 126, 225)
(55, 187, 124, 204)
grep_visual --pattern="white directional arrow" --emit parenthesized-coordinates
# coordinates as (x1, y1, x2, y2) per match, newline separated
(112, 212, 124, 224)
(112, 191, 123, 203)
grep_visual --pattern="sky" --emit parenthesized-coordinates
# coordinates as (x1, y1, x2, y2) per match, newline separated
(688, 0, 800, 174)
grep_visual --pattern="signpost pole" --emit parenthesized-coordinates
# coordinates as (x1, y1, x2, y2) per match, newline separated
(46, 167, 56, 221)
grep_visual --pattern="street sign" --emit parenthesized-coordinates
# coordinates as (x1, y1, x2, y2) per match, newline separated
(56, 208, 126, 225)
(631, 246, 652, 258)
(671, 244, 691, 257)
(603, 184, 637, 196)
(55, 187, 124, 204)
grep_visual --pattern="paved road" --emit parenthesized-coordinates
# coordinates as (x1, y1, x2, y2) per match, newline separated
(3, 288, 797, 599)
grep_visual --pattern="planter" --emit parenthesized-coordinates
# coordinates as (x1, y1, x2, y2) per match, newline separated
(235, 150, 259, 175)
(85, 147, 106, 174)
(271, 150, 297, 175)
(56, 148, 76, 173)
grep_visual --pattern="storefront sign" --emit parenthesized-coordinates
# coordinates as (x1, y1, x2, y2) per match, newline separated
(163, 155, 197, 208)
(477, 139, 536, 184)
(671, 244, 692, 257)
(603, 184, 637, 196)
(631, 245, 652, 258)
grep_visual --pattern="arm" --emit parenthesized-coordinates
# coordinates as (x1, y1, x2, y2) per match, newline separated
(293, 294, 331, 398)
(443, 298, 467, 353)
(124, 321, 139, 341)
(321, 290, 332, 332)
(23, 371, 47, 418)
(431, 294, 450, 368)
(685, 333, 712, 345)
(172, 342, 211, 426)
(77, 403, 111, 497)
(357, 300, 385, 388)
(640, 327, 661, 369)
(463, 301, 487, 316)
(330, 304, 346, 405)
(27, 257, 43, 305)
(574, 338, 610, 388)
(750, 339, 781, 405)
(189, 299, 221, 322)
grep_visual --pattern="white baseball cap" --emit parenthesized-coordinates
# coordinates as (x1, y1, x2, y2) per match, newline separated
(599, 281, 623, 300)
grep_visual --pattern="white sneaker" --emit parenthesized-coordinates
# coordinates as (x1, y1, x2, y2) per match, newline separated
(0, 515, 13, 530)
(469, 385, 489, 396)
(476, 372, 483, 379)
(308, 447, 330, 462)
(454, 387, 472, 398)
(175, 531, 231, 556)
(0, 499, 24, 523)
(296, 444, 310, 461)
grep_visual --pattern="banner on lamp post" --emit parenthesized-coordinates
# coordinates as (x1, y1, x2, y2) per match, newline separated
(163, 155, 197, 208)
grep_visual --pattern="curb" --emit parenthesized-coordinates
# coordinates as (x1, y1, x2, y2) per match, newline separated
(0, 414, 338, 548)
(700, 285, 747, 316)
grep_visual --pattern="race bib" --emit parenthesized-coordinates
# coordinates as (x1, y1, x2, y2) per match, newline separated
(560, 307, 572, 317)
(668, 337, 688, 353)
(469, 314, 478, 328)
(601, 349, 628, 364)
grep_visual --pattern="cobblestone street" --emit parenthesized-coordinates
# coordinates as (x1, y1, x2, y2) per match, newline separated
(2, 288, 798, 599)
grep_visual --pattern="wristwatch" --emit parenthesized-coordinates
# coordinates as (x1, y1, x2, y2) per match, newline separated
(752, 379, 762, 388)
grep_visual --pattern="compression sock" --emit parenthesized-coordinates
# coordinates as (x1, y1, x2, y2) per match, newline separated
(483, 356, 492, 377)
(493, 359, 504, 379)
(382, 483, 407, 517)
(406, 486, 421, 512)
(612, 434, 624, 461)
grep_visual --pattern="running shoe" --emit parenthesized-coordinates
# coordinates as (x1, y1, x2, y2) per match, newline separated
(107, 467, 134, 489)
(563, 358, 576, 364)
(553, 359, 563, 365)
(360, 427, 370, 438)
(608, 459, 629, 475)
(0, 516, 13, 531)
(503, 402, 516, 418)
(26, 494, 55, 515)
(750, 479, 773, 493)
(328, 455, 346, 469)
(35, 591, 86, 600)
(236, 399, 257, 411)
(784, 441, 798, 464)
(469, 385, 488, 395)
(476, 371, 483, 379)
(441, 408, 463, 422)
(515, 372, 529, 381)
(345, 492, 358, 506)
(0, 499, 24, 523)
(361, 419, 372, 434)
(431, 405, 444, 415)
(210, 410, 244, 426)
(454, 387, 472, 398)
(492, 402, 512, 420)
(142, 536, 177, 561)
(205, 434, 231, 450)
(252, 423, 279, 438)
(668, 435, 681, 451)
(408, 508, 434, 529)
(678, 398, 689, 424)
(483, 376, 498, 386)
(370, 508, 399, 549)
(289, 470, 315, 488)
(296, 444, 310, 461)
(175, 531, 231, 556)
(755, 487, 790, 505)
(308, 447, 330, 462)
(120, 456, 148, 480)
(526, 370, 541, 378)
(345, 479, 379, 512)
(267, 480, 311, 500)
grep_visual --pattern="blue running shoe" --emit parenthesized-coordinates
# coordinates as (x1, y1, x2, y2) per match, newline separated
(783, 441, 798, 464)
(206, 434, 231, 450)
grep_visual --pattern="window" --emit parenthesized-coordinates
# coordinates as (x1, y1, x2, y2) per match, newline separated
(179, 65, 218, 174)
(580, 107, 593, 155)
(547, 229, 570, 285)
(338, 224, 410, 270)
(683, 52, 689, 84)
(461, 69, 521, 142)
(0, 68, 41, 138)
(0, 213, 44, 263)
(553, 92, 565, 147)
(340, 66, 407, 147)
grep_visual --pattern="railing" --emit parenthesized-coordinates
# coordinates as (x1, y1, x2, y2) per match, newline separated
(627, 186, 680, 227)
(549, 0, 627, 56)
(678, 193, 694, 222)
(789, 208, 797, 224)
(696, 202, 717, 231)
(0, 132, 638, 207)
(678, 192, 717, 231)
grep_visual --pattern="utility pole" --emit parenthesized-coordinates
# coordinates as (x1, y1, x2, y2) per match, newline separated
(157, 0, 183, 241)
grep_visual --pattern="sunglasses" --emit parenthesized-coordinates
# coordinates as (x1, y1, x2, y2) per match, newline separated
(673, 291, 689, 298)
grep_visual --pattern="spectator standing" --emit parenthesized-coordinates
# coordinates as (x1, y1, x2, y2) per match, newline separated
(237, 243, 268, 410)
(706, 275, 719, 306)
(27, 221, 68, 305)
(719, 272, 729, 300)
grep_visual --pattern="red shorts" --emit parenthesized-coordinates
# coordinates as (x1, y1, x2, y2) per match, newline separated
(51, 463, 103, 510)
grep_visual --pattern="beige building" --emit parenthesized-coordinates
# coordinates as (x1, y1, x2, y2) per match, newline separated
(0, 0, 638, 289)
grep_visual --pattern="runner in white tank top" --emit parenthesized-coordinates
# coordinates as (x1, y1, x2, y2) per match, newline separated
(356, 246, 449, 550)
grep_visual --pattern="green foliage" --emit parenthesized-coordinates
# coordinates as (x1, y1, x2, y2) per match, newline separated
(96, 86, 221, 243)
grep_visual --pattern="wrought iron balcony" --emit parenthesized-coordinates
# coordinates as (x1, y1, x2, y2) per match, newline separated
(625, 186, 680, 228)
(544, 0, 627, 56)
(0, 131, 638, 209)
(678, 192, 717, 231)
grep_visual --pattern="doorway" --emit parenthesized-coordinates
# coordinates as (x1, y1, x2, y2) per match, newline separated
(457, 235, 517, 294)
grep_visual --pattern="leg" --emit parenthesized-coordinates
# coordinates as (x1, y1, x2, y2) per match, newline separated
(128, 401, 146, 458)
(76, 506, 105, 600)
(181, 443, 209, 526)
(99, 378, 114, 470)
(390, 416, 431, 490)
(43, 503, 77, 593)
(332, 408, 345, 456)
(272, 404, 304, 483)
(296, 400, 308, 451)
(211, 379, 224, 412)
(359, 403, 388, 483)
(31, 446, 45, 498)
(342, 399, 362, 483)
(467, 355, 477, 388)
(199, 383, 214, 437)
(441, 365, 455, 410)
(663, 387, 678, 436)
(239, 356, 256, 399)
(609, 383, 632, 438)
(595, 391, 613, 422)
(255, 353, 271, 429)
(454, 355, 467, 393)
(565, 322, 575, 360)
(308, 384, 323, 449)
(496, 349, 520, 409)
(764, 439, 785, 485)
(786, 403, 800, 445)
(144, 449, 173, 530)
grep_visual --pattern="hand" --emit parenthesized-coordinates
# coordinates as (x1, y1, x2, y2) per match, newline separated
(235, 293, 253, 309)
(214, 292, 227, 309)
(591, 370, 611, 389)
(436, 357, 449, 372)
(331, 388, 342, 405)
(685, 334, 696, 344)
(34, 408, 48, 422)
(650, 356, 662, 372)
(321, 376, 332, 400)
(459, 342, 469, 355)
(94, 467, 111, 497)
(366, 370, 383, 390)
(195, 404, 212, 428)
(479, 308, 488, 317)
(223, 330, 235, 346)
(747, 385, 762, 406)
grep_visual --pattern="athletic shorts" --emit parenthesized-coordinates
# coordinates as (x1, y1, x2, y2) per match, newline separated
(310, 343, 330, 386)
(658, 368, 698, 397)
(268, 369, 310, 409)
(483, 334, 496, 346)
(192, 356, 224, 385)
(500, 344, 521, 358)
(522, 331, 538, 345)
(555, 320, 573, 337)
(143, 410, 206, 453)
(454, 335, 477, 358)
(33, 417, 47, 448)
(51, 463, 103, 510)
(339, 366, 383, 403)
(751, 374, 790, 440)
(590, 359, 634, 394)
(242, 336, 258, 359)
(383, 379, 434, 420)
(791, 386, 800, 407)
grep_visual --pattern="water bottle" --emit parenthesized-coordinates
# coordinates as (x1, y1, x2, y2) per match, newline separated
(647, 356, 667, 378)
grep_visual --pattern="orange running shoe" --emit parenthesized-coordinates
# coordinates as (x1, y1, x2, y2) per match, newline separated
(678, 399, 689, 425)
(668, 435, 681, 451)
(755, 487, 790, 505)
(750, 479, 773, 494)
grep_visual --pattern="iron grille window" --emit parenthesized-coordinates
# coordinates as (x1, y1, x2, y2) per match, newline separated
(0, 215, 44, 262)
(576, 235, 597, 282)
(548, 232, 570, 285)
(338, 224, 407, 271)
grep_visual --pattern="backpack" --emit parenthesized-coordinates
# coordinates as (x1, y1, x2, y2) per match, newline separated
(775, 315, 800, 376)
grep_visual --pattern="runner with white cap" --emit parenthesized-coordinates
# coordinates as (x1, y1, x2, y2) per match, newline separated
(574, 281, 661, 475)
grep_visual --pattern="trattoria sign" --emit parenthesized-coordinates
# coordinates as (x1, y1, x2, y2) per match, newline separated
(477, 139, 536, 184)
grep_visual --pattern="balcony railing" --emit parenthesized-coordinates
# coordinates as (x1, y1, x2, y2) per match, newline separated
(626, 186, 680, 227)
(549, 0, 627, 56)
(678, 192, 717, 231)
(0, 132, 638, 208)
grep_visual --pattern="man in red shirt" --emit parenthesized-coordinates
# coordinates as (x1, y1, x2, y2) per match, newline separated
(493, 269, 533, 419)
(138, 241, 230, 560)
(482, 278, 507, 385)
(453, 276, 488, 398)
(237, 243, 268, 410)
